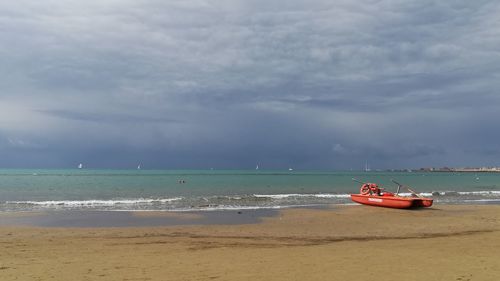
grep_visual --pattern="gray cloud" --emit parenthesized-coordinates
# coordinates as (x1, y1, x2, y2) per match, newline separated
(38, 109, 179, 124)
(1, 0, 500, 169)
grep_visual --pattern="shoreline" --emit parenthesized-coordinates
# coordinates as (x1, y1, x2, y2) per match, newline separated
(3, 191, 500, 213)
(1, 204, 499, 280)
(1, 201, 500, 228)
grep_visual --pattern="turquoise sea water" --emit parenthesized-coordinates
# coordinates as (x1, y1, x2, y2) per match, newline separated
(0, 169, 499, 211)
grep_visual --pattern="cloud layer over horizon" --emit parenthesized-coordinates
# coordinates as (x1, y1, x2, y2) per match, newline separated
(1, 0, 500, 169)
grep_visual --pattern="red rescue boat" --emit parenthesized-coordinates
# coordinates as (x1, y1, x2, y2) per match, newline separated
(350, 179, 433, 209)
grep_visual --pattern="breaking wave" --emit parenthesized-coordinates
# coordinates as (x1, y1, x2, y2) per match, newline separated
(6, 197, 183, 207)
(2, 190, 500, 211)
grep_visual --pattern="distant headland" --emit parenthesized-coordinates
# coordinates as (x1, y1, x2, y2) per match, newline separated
(418, 167, 500, 172)
(379, 167, 500, 172)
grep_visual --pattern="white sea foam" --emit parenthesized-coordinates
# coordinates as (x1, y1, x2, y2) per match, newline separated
(253, 193, 350, 199)
(315, 194, 351, 198)
(6, 197, 184, 207)
(396, 191, 500, 197)
(457, 191, 500, 195)
(394, 192, 434, 197)
(4, 190, 500, 212)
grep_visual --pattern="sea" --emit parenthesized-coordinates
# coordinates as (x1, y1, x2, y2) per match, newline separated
(1, 169, 499, 212)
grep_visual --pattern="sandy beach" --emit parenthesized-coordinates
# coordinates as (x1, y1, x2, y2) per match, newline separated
(1, 205, 499, 281)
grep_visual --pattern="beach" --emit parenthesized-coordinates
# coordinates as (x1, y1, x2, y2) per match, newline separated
(1, 205, 499, 281)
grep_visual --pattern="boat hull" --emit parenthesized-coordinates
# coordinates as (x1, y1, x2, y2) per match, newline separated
(350, 194, 433, 209)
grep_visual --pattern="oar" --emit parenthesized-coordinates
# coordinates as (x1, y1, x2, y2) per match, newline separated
(390, 179, 404, 195)
(391, 179, 421, 197)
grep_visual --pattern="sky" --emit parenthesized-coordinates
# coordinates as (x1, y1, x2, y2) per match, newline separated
(1, 0, 500, 170)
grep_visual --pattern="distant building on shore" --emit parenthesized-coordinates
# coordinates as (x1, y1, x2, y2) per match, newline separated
(419, 166, 500, 172)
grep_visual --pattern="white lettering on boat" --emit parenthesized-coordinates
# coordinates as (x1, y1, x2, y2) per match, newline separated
(368, 198, 383, 203)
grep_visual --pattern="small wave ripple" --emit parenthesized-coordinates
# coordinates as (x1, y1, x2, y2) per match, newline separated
(2, 190, 500, 211)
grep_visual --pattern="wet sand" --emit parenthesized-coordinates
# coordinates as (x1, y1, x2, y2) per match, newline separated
(0, 209, 278, 227)
(1, 205, 499, 280)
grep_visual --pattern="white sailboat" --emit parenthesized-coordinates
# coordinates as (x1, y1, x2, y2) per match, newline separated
(137, 164, 141, 170)
(256, 164, 259, 170)
(78, 163, 83, 169)
(364, 161, 370, 172)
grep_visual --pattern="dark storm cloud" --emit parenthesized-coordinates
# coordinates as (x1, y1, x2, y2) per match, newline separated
(1, 0, 500, 169)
